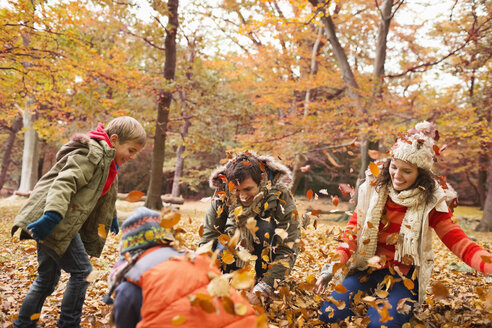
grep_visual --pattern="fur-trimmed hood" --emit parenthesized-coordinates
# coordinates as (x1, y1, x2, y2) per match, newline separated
(209, 153, 293, 191)
(56, 133, 91, 161)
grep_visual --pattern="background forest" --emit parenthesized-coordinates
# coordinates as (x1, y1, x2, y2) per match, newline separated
(1, 0, 492, 327)
(1, 0, 491, 218)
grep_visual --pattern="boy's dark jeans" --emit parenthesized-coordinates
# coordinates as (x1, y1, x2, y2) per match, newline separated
(14, 233, 92, 328)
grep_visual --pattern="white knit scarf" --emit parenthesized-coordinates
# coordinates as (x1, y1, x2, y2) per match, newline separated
(354, 184, 426, 269)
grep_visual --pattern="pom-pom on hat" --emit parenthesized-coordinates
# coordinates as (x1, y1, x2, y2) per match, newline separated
(389, 121, 439, 171)
(119, 206, 173, 255)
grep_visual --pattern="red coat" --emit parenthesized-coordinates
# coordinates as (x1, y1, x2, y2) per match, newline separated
(124, 247, 261, 328)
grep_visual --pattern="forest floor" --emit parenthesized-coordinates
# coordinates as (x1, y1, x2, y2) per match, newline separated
(0, 197, 490, 327)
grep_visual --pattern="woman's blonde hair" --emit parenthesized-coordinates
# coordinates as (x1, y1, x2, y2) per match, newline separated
(105, 116, 146, 145)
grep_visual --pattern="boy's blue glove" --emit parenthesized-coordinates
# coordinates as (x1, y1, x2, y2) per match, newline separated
(110, 217, 119, 235)
(27, 211, 62, 241)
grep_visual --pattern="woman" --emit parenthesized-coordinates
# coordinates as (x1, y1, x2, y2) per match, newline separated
(316, 121, 491, 327)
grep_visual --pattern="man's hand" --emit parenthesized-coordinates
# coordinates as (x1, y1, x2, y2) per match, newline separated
(27, 211, 62, 241)
(315, 262, 337, 294)
(110, 217, 119, 234)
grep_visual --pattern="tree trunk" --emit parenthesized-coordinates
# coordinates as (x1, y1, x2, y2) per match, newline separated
(290, 153, 307, 195)
(0, 114, 23, 190)
(304, 26, 323, 115)
(17, 107, 40, 194)
(476, 159, 492, 231)
(171, 115, 190, 198)
(145, 0, 179, 210)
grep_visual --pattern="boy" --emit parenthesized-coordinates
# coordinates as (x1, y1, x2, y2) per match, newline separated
(200, 152, 300, 304)
(107, 206, 262, 327)
(11, 116, 146, 328)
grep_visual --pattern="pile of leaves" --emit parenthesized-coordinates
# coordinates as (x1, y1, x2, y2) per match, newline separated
(0, 198, 491, 327)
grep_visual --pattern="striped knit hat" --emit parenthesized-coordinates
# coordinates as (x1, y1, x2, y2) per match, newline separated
(120, 206, 173, 255)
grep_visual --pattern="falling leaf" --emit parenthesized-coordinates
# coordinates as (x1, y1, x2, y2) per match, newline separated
(275, 228, 288, 240)
(338, 184, 354, 197)
(375, 290, 389, 298)
(369, 162, 380, 177)
(246, 217, 259, 234)
(403, 278, 414, 290)
(481, 255, 492, 263)
(207, 274, 230, 297)
(264, 202, 269, 210)
(433, 144, 440, 155)
(221, 250, 236, 265)
(234, 303, 248, 315)
(160, 212, 181, 228)
(171, 315, 187, 326)
(386, 233, 399, 245)
(97, 224, 107, 239)
(231, 270, 255, 290)
(228, 181, 235, 192)
(124, 190, 145, 202)
(222, 296, 235, 315)
(331, 195, 339, 206)
(334, 284, 348, 294)
(196, 240, 214, 255)
(242, 161, 251, 165)
(198, 224, 204, 237)
(368, 150, 381, 159)
(319, 189, 329, 195)
(300, 165, 311, 172)
(306, 189, 313, 201)
(218, 234, 231, 246)
(30, 313, 41, 321)
(234, 206, 243, 217)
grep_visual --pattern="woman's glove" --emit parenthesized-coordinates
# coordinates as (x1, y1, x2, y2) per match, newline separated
(110, 217, 119, 234)
(27, 211, 62, 241)
(315, 261, 338, 294)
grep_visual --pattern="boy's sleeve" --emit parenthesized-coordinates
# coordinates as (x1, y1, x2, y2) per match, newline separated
(44, 153, 97, 218)
(261, 190, 300, 287)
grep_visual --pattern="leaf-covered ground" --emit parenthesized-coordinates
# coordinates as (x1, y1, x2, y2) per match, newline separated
(0, 198, 490, 327)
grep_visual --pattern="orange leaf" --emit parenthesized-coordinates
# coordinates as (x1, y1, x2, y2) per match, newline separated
(160, 212, 181, 228)
(403, 278, 414, 291)
(306, 189, 313, 201)
(433, 144, 440, 155)
(368, 150, 381, 159)
(334, 284, 348, 294)
(228, 181, 235, 192)
(369, 162, 380, 177)
(124, 190, 145, 202)
(97, 224, 107, 239)
(331, 195, 339, 206)
(311, 209, 322, 216)
(241, 161, 251, 165)
(30, 313, 41, 321)
(481, 255, 492, 263)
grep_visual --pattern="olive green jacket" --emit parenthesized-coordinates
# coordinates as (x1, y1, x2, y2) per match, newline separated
(203, 154, 300, 288)
(12, 133, 117, 257)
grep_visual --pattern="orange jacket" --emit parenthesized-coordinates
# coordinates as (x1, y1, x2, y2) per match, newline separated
(125, 247, 261, 328)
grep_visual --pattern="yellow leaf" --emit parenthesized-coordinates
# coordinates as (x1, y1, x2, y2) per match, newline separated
(369, 162, 380, 177)
(334, 284, 348, 294)
(98, 224, 107, 239)
(231, 270, 255, 290)
(171, 315, 187, 326)
(264, 202, 269, 210)
(221, 250, 236, 265)
(234, 303, 248, 316)
(30, 313, 41, 321)
(234, 206, 243, 217)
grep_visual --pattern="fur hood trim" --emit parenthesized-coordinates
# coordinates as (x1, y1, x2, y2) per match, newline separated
(209, 153, 293, 191)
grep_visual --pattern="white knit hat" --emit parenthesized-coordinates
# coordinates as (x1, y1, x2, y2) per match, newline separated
(389, 121, 439, 171)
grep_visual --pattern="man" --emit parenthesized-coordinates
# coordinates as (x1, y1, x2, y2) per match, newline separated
(199, 152, 300, 303)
